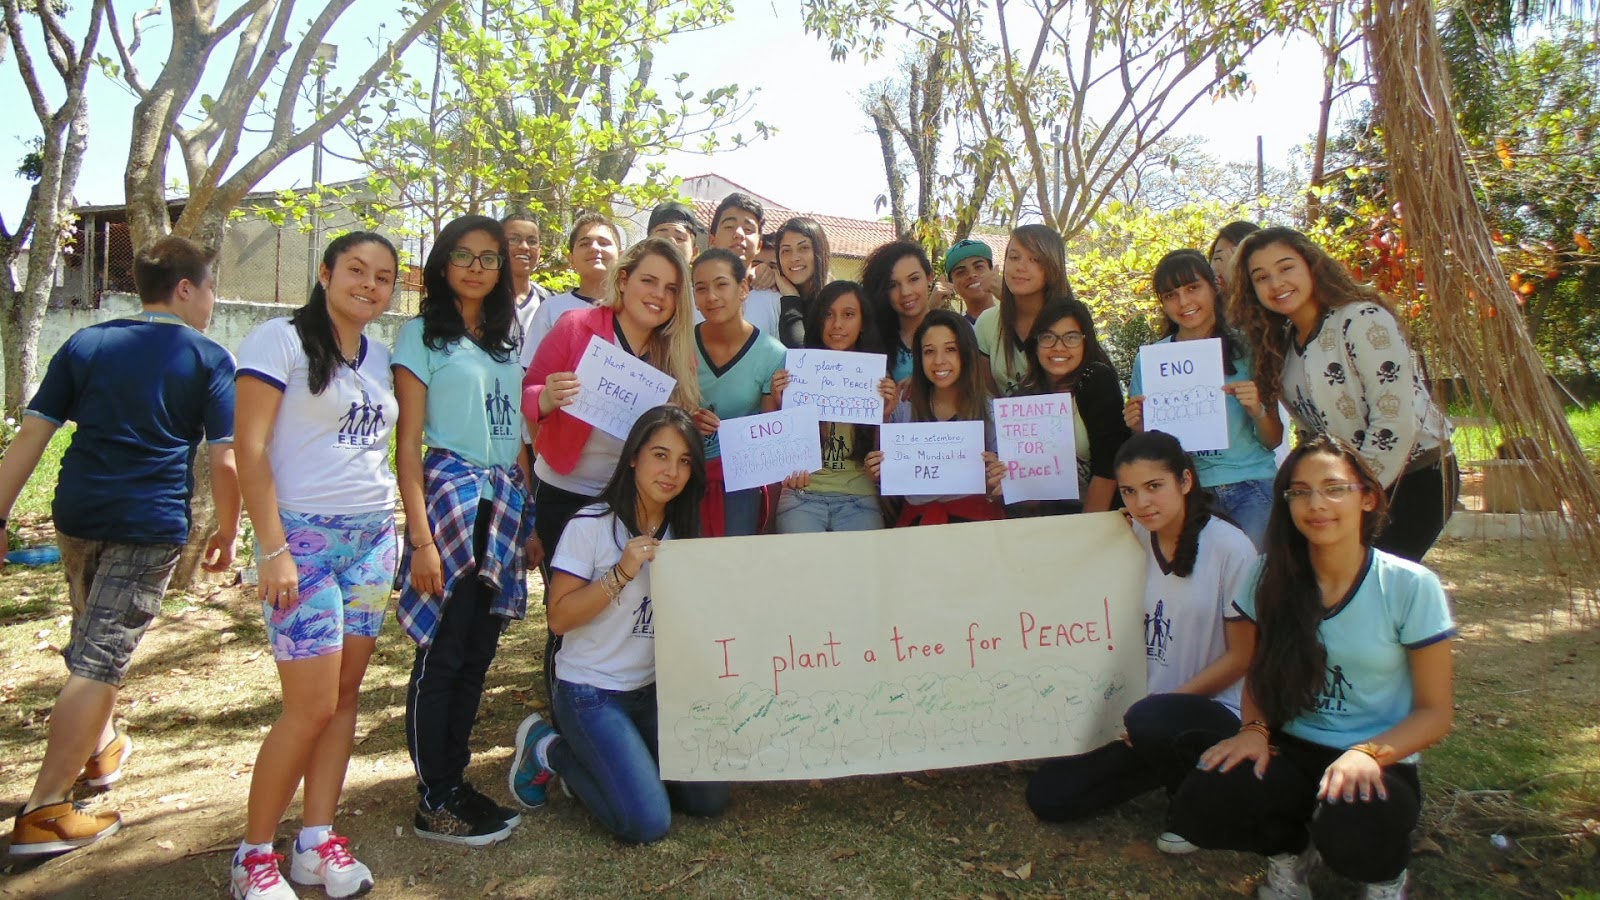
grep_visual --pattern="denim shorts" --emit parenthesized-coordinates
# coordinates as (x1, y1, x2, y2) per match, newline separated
(57, 533, 183, 686)
(262, 509, 397, 661)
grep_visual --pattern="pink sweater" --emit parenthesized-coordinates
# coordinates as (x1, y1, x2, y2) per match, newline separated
(521, 304, 616, 475)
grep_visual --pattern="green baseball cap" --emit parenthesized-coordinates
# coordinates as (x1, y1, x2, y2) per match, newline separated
(944, 238, 992, 272)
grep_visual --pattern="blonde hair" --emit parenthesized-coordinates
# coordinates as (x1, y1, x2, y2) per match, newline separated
(607, 237, 702, 409)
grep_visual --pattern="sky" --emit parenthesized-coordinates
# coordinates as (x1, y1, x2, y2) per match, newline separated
(0, 0, 1342, 230)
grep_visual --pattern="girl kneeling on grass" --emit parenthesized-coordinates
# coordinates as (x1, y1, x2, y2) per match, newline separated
(1026, 430, 1258, 853)
(230, 232, 399, 900)
(1169, 434, 1455, 900)
(508, 406, 729, 843)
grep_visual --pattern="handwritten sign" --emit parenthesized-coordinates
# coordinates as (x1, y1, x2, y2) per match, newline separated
(880, 421, 986, 496)
(993, 393, 1079, 503)
(569, 335, 677, 440)
(717, 406, 824, 493)
(782, 349, 887, 426)
(1138, 337, 1228, 452)
(653, 514, 1148, 780)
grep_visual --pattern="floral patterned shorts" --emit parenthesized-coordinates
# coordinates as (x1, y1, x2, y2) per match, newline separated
(260, 509, 397, 661)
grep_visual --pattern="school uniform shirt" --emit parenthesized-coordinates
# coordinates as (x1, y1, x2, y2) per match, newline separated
(550, 507, 666, 692)
(392, 318, 523, 471)
(1229, 549, 1456, 756)
(236, 318, 397, 514)
(514, 282, 551, 342)
(520, 289, 602, 366)
(744, 288, 782, 339)
(810, 423, 876, 496)
(1129, 336, 1279, 489)
(1131, 517, 1257, 714)
(1280, 302, 1453, 487)
(696, 326, 786, 460)
(27, 311, 236, 544)
(974, 307, 1031, 394)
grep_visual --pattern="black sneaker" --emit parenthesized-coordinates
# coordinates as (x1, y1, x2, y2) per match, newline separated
(412, 787, 514, 847)
(460, 781, 522, 828)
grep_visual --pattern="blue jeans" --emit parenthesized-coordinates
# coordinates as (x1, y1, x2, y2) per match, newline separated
(1210, 477, 1273, 550)
(775, 489, 884, 533)
(549, 679, 729, 843)
(723, 486, 762, 537)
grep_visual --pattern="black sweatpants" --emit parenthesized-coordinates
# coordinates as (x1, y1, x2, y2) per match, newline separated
(1375, 456, 1458, 562)
(1026, 693, 1240, 823)
(406, 501, 505, 808)
(531, 475, 598, 728)
(1170, 732, 1422, 883)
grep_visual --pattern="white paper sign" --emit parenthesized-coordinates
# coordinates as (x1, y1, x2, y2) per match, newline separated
(1138, 337, 1228, 452)
(880, 421, 986, 496)
(717, 406, 824, 493)
(569, 335, 677, 440)
(782, 349, 887, 426)
(993, 393, 1080, 503)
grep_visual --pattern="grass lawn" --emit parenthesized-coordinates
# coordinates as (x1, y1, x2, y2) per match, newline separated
(0, 535, 1596, 898)
(1450, 404, 1600, 464)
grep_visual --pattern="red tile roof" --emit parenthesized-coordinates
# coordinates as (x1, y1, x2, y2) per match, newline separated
(691, 200, 1007, 262)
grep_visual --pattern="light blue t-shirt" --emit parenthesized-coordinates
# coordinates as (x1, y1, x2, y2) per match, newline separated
(697, 326, 786, 460)
(1230, 550, 1456, 752)
(1129, 336, 1280, 488)
(392, 317, 523, 470)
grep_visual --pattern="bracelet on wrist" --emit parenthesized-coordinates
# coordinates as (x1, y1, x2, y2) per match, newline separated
(1350, 741, 1388, 765)
(409, 535, 434, 552)
(1240, 720, 1271, 739)
(260, 543, 292, 564)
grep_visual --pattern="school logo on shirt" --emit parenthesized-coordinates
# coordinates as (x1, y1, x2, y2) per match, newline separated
(485, 379, 516, 439)
(631, 594, 654, 637)
(1144, 599, 1173, 664)
(822, 426, 849, 471)
(1316, 664, 1353, 713)
(336, 390, 386, 448)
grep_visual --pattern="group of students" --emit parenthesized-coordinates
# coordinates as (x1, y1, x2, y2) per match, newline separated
(0, 193, 1458, 900)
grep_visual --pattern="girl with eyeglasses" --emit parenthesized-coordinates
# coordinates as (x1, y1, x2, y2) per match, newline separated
(976, 224, 1073, 394)
(1009, 299, 1132, 514)
(1124, 250, 1283, 547)
(773, 217, 833, 349)
(1232, 227, 1455, 561)
(1027, 431, 1258, 854)
(1168, 434, 1454, 900)
(866, 309, 1005, 526)
(392, 215, 534, 846)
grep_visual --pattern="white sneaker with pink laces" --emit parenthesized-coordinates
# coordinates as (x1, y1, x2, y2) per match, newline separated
(231, 850, 300, 900)
(289, 833, 374, 898)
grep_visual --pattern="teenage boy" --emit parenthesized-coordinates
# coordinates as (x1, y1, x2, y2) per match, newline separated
(503, 212, 550, 338)
(520, 212, 621, 363)
(646, 200, 702, 264)
(944, 238, 998, 322)
(709, 192, 780, 336)
(1, 236, 240, 858)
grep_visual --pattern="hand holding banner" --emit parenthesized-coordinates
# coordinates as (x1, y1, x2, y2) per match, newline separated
(782, 349, 888, 426)
(717, 406, 824, 492)
(569, 335, 677, 439)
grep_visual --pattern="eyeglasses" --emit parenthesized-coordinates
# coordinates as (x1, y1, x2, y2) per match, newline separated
(1283, 483, 1364, 503)
(449, 249, 503, 270)
(1036, 331, 1085, 349)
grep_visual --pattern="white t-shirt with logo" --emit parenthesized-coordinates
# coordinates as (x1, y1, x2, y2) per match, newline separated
(1132, 515, 1258, 714)
(520, 290, 598, 367)
(744, 289, 781, 338)
(551, 507, 665, 692)
(236, 317, 397, 514)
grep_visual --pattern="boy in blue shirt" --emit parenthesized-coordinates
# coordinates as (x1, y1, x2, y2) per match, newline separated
(0, 235, 241, 858)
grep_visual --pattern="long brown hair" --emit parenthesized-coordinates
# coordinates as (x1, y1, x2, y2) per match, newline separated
(998, 224, 1073, 386)
(1230, 226, 1399, 404)
(607, 237, 701, 409)
(1248, 434, 1391, 727)
(908, 309, 992, 424)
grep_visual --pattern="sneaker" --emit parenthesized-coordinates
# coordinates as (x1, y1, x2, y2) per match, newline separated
(289, 833, 373, 898)
(1257, 845, 1319, 900)
(1156, 831, 1198, 855)
(411, 788, 514, 847)
(231, 849, 299, 899)
(459, 781, 522, 828)
(8, 801, 122, 857)
(509, 712, 556, 810)
(79, 727, 133, 789)
(1363, 870, 1409, 900)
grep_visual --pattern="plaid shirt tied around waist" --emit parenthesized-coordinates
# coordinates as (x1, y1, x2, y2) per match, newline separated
(397, 448, 534, 647)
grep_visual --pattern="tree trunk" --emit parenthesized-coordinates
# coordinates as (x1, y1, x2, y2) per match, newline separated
(0, 260, 42, 414)
(869, 104, 910, 240)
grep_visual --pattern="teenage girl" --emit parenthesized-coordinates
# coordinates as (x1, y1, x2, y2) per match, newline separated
(976, 224, 1072, 394)
(1209, 221, 1258, 295)
(1010, 299, 1132, 514)
(773, 217, 832, 349)
(770, 281, 898, 532)
(689, 248, 787, 536)
(866, 309, 1005, 525)
(393, 215, 533, 847)
(1026, 431, 1258, 851)
(230, 234, 398, 899)
(1125, 250, 1282, 547)
(862, 241, 936, 382)
(508, 406, 729, 842)
(1170, 434, 1455, 900)
(1232, 227, 1455, 561)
